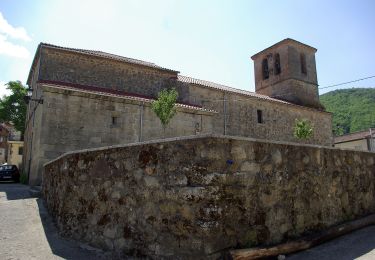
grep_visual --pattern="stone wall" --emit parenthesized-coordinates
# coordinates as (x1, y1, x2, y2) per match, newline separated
(23, 55, 43, 183)
(43, 135, 375, 258)
(39, 48, 190, 103)
(25, 45, 333, 185)
(187, 83, 332, 146)
(252, 39, 321, 109)
(38, 47, 332, 147)
(27, 85, 214, 185)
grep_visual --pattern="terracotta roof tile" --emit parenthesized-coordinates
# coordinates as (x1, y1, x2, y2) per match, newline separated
(334, 129, 375, 143)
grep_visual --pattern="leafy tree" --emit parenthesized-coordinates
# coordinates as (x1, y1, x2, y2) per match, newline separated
(0, 81, 27, 135)
(294, 119, 313, 139)
(151, 88, 178, 136)
(320, 88, 375, 135)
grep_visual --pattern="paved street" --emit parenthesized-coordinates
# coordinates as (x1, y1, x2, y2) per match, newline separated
(0, 183, 108, 260)
(288, 225, 375, 260)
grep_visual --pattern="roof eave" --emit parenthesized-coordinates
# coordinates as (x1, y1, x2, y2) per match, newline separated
(26, 43, 43, 86)
(251, 38, 317, 60)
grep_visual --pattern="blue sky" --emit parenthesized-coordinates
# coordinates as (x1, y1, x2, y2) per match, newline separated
(0, 0, 374, 96)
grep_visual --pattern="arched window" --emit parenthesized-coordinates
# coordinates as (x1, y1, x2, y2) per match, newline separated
(262, 58, 269, 79)
(274, 53, 281, 75)
(300, 53, 307, 74)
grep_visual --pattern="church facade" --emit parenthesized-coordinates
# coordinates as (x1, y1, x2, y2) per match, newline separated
(24, 38, 332, 185)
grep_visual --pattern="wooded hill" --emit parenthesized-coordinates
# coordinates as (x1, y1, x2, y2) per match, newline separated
(320, 88, 375, 135)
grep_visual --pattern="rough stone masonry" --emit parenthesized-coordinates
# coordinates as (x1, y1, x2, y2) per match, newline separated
(24, 38, 332, 185)
(43, 135, 375, 258)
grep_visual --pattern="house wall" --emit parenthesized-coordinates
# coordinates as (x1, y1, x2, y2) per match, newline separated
(335, 139, 369, 151)
(38, 48, 190, 103)
(25, 46, 333, 185)
(35, 47, 332, 147)
(24, 55, 44, 184)
(188, 84, 332, 146)
(0, 127, 9, 164)
(7, 141, 23, 168)
(43, 135, 375, 258)
(27, 85, 214, 185)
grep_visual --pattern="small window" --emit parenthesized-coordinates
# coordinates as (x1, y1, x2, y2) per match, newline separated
(300, 53, 307, 74)
(257, 110, 263, 124)
(274, 53, 281, 75)
(111, 116, 118, 126)
(18, 147, 23, 155)
(262, 58, 269, 79)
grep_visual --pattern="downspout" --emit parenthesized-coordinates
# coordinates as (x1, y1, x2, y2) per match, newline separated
(223, 92, 227, 135)
(139, 102, 144, 142)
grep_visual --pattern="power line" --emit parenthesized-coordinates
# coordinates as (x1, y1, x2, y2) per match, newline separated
(319, 75, 375, 89)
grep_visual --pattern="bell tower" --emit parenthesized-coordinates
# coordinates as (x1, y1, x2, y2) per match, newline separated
(251, 38, 323, 109)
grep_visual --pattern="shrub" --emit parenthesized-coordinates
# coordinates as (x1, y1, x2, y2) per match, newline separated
(294, 119, 313, 139)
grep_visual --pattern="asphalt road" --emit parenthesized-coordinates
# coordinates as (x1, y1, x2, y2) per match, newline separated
(0, 183, 108, 260)
(288, 225, 375, 260)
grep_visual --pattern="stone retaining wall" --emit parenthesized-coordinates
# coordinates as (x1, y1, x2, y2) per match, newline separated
(43, 135, 375, 258)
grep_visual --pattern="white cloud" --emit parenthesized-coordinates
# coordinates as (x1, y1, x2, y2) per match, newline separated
(0, 34, 30, 58)
(0, 12, 31, 59)
(0, 81, 11, 98)
(0, 12, 31, 42)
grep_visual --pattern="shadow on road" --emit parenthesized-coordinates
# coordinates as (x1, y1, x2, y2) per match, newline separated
(0, 183, 108, 259)
(0, 182, 32, 200)
(35, 198, 110, 259)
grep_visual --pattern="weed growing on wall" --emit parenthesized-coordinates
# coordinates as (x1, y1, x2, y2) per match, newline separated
(294, 119, 313, 139)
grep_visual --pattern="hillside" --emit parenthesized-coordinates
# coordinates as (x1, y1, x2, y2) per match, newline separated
(320, 88, 375, 135)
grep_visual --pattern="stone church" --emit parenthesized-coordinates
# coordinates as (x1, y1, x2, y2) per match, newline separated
(23, 38, 332, 185)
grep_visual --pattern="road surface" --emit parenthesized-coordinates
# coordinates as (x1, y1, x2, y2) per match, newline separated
(0, 183, 109, 259)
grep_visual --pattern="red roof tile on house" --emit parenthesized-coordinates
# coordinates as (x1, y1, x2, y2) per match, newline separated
(334, 128, 375, 143)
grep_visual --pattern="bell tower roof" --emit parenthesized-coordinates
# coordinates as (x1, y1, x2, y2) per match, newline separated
(251, 38, 317, 60)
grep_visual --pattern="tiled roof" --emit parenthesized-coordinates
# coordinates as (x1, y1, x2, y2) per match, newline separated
(38, 80, 216, 114)
(334, 129, 375, 143)
(177, 75, 292, 105)
(251, 38, 317, 60)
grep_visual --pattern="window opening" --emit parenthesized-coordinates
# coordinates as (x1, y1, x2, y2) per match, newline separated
(257, 110, 263, 124)
(300, 53, 307, 74)
(274, 53, 281, 75)
(112, 116, 118, 126)
(262, 59, 269, 79)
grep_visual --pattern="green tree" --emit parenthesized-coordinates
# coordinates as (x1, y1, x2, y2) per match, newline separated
(151, 88, 178, 136)
(320, 88, 375, 135)
(294, 119, 313, 139)
(0, 81, 27, 135)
